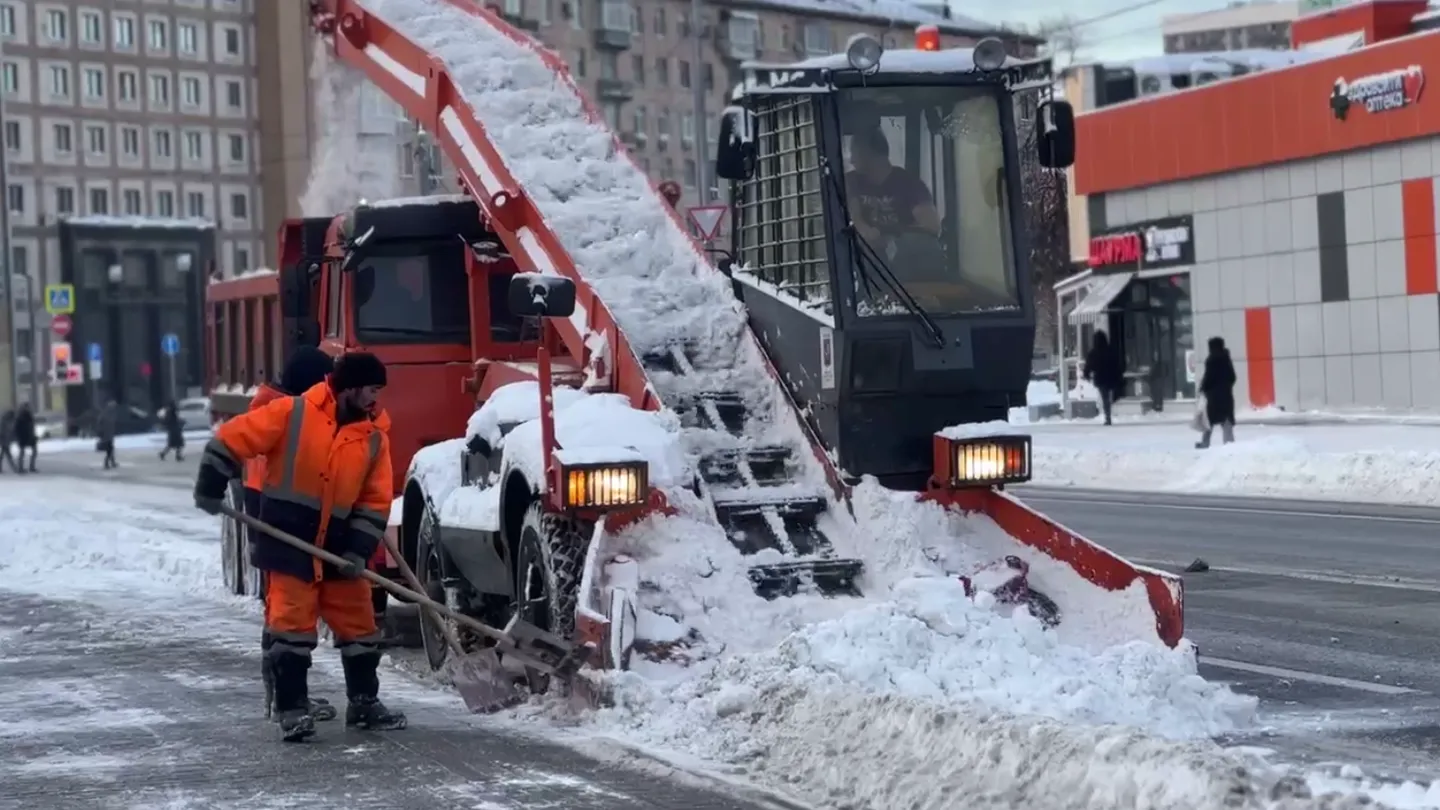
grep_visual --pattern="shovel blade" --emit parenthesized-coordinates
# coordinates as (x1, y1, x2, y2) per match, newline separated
(501, 615, 583, 675)
(443, 649, 527, 714)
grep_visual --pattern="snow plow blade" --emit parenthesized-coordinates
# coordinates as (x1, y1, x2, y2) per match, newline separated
(926, 490, 1185, 647)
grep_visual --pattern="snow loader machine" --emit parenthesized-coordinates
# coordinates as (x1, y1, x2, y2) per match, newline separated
(300, 0, 1186, 695)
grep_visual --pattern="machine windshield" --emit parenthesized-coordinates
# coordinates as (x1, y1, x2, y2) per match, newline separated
(836, 85, 1020, 316)
(352, 241, 471, 345)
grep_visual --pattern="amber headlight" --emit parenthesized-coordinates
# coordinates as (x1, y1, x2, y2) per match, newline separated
(561, 462, 649, 509)
(947, 435, 1031, 487)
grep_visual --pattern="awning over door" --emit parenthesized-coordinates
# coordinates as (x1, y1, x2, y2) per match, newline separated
(1066, 272, 1135, 324)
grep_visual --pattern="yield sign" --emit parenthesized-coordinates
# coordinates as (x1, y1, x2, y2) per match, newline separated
(687, 205, 727, 241)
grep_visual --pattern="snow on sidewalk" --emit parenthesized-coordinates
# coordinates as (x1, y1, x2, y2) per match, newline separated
(1028, 421, 1440, 505)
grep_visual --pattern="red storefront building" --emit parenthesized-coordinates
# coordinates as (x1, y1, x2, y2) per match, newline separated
(1069, 0, 1440, 412)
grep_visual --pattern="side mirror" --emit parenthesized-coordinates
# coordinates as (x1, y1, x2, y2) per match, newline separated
(1036, 100, 1075, 170)
(715, 107, 756, 181)
(339, 226, 376, 272)
(507, 274, 577, 319)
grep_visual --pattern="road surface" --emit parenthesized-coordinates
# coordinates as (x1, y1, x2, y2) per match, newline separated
(1014, 485, 1440, 781)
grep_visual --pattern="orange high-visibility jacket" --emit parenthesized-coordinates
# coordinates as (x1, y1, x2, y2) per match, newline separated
(201, 382, 393, 582)
(242, 384, 287, 493)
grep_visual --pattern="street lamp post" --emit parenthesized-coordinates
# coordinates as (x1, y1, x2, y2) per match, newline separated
(0, 37, 17, 410)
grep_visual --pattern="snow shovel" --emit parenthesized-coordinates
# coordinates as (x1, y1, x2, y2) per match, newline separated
(374, 530, 526, 713)
(222, 508, 587, 700)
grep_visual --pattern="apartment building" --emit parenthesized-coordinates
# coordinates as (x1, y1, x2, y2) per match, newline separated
(1162, 1, 1300, 53)
(0, 0, 264, 407)
(255, 0, 1030, 258)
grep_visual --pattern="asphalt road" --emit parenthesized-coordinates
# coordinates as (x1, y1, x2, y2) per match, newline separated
(1013, 485, 1440, 781)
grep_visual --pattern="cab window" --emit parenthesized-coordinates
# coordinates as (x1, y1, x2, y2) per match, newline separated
(351, 240, 471, 345)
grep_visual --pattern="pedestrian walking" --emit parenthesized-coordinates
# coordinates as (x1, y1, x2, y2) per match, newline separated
(0, 409, 17, 473)
(159, 400, 185, 461)
(1196, 336, 1237, 448)
(13, 403, 37, 473)
(96, 399, 119, 469)
(1083, 331, 1124, 426)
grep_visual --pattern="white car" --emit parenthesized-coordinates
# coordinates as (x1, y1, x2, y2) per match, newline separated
(172, 397, 212, 431)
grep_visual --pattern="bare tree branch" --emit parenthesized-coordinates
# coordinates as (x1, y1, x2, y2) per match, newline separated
(1015, 97, 1071, 357)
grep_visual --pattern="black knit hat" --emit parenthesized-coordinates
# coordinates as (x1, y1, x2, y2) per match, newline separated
(330, 352, 387, 392)
(280, 346, 334, 395)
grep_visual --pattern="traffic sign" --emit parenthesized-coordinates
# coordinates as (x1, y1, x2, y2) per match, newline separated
(161, 333, 180, 357)
(88, 342, 102, 362)
(88, 343, 103, 381)
(687, 205, 727, 241)
(44, 283, 75, 315)
(51, 314, 72, 338)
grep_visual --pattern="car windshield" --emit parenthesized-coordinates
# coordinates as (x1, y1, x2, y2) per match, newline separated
(352, 240, 471, 345)
(836, 85, 1021, 316)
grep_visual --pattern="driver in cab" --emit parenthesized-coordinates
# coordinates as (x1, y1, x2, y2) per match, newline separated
(846, 128, 940, 244)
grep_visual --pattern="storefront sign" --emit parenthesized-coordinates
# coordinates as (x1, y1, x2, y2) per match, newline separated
(1330, 66, 1424, 120)
(1088, 215, 1194, 271)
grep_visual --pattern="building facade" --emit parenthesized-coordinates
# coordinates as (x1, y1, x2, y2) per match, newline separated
(0, 0, 264, 409)
(1068, 0, 1440, 413)
(253, 0, 1030, 262)
(1162, 1, 1300, 54)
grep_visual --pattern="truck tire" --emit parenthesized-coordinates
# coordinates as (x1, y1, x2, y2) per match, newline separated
(414, 506, 450, 672)
(515, 501, 584, 692)
(220, 482, 245, 596)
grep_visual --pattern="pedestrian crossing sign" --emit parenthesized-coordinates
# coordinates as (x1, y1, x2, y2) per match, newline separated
(45, 283, 75, 315)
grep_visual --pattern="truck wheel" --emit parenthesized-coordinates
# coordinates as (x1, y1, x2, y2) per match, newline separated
(515, 501, 584, 693)
(220, 482, 245, 596)
(415, 506, 451, 672)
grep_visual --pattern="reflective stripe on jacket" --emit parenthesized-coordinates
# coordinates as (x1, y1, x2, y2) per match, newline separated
(200, 381, 393, 582)
(242, 384, 287, 492)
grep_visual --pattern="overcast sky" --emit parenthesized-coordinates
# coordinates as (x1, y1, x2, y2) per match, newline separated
(983, 0, 1252, 62)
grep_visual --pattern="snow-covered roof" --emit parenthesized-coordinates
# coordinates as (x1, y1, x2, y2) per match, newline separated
(1074, 48, 1324, 76)
(61, 214, 215, 230)
(362, 192, 471, 208)
(775, 47, 1046, 75)
(725, 0, 1028, 40)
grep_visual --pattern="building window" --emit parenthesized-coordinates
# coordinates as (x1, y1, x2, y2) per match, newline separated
(55, 186, 74, 215)
(4, 120, 20, 153)
(80, 10, 103, 45)
(229, 191, 247, 220)
(178, 22, 198, 55)
(7, 184, 23, 214)
(184, 130, 203, 160)
(181, 76, 202, 107)
(149, 74, 170, 107)
(632, 54, 645, 85)
(49, 65, 71, 99)
(153, 129, 172, 158)
(118, 70, 138, 102)
(44, 8, 69, 43)
(0, 6, 14, 37)
(123, 188, 143, 215)
(803, 23, 830, 55)
(114, 16, 136, 49)
(53, 122, 72, 155)
(156, 190, 174, 218)
(120, 126, 140, 157)
(234, 245, 250, 272)
(148, 19, 169, 51)
(187, 191, 205, 218)
(89, 187, 108, 215)
(2, 63, 17, 94)
(653, 7, 665, 35)
(227, 133, 244, 162)
(222, 25, 240, 57)
(83, 67, 105, 100)
(224, 79, 242, 110)
(86, 124, 105, 155)
(679, 60, 690, 88)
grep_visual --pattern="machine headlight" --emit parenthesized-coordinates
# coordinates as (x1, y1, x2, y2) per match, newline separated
(939, 434, 1031, 487)
(845, 34, 883, 73)
(561, 462, 649, 509)
(972, 36, 1007, 72)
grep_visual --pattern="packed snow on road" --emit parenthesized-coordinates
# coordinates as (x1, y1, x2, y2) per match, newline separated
(1, 469, 1437, 809)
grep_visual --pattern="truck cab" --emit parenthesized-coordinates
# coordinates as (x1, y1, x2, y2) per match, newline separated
(715, 38, 1074, 490)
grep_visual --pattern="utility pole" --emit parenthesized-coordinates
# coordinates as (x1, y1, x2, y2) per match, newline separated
(0, 37, 17, 410)
(690, 0, 709, 204)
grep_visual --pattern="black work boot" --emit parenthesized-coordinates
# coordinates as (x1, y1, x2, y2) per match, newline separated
(262, 631, 336, 722)
(270, 648, 317, 742)
(342, 650, 407, 730)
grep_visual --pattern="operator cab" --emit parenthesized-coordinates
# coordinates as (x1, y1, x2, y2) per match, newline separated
(715, 35, 1075, 489)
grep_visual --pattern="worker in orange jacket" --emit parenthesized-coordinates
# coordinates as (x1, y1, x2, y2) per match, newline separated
(244, 347, 337, 723)
(195, 352, 405, 742)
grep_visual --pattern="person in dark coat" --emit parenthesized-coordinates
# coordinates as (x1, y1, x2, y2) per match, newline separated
(0, 409, 16, 473)
(96, 399, 119, 469)
(1083, 331, 1124, 426)
(1196, 336, 1238, 448)
(13, 403, 37, 472)
(159, 400, 185, 461)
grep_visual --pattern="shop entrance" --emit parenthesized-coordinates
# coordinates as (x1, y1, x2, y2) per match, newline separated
(1107, 273, 1194, 405)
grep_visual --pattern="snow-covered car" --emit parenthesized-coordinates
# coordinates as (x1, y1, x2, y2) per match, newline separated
(173, 397, 212, 431)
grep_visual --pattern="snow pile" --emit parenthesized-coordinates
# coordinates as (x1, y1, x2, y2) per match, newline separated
(1029, 422, 1440, 505)
(1028, 378, 1062, 406)
(299, 43, 404, 217)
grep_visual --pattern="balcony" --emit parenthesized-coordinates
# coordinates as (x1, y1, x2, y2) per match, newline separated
(594, 0, 633, 49)
(719, 15, 759, 61)
(597, 78, 634, 101)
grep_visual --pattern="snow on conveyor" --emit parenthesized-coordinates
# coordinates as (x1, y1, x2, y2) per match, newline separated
(343, 3, 1440, 807)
